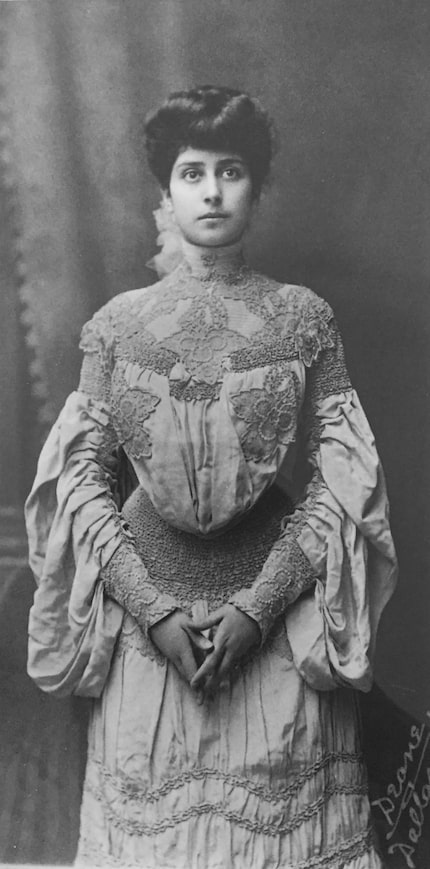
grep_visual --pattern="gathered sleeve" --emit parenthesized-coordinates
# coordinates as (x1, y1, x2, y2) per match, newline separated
(229, 306, 398, 692)
(26, 306, 178, 698)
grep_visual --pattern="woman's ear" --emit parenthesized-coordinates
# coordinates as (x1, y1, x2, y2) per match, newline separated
(156, 191, 179, 232)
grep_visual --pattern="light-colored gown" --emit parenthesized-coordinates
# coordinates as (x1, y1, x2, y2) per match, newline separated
(26, 239, 397, 869)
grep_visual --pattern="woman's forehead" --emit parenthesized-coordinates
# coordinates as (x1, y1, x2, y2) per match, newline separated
(173, 147, 246, 168)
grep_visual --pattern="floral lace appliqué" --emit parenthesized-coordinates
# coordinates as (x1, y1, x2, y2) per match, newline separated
(292, 304, 335, 367)
(163, 289, 248, 384)
(111, 366, 161, 461)
(168, 327, 243, 384)
(230, 364, 300, 463)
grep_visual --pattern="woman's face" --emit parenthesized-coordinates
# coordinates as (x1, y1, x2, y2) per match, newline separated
(168, 148, 254, 247)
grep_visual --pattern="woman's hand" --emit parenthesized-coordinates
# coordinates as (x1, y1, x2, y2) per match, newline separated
(149, 611, 213, 687)
(190, 604, 261, 697)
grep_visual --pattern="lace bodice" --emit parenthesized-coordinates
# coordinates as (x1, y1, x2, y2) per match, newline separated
(79, 244, 344, 534)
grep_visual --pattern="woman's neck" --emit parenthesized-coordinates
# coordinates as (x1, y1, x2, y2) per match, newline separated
(180, 238, 245, 278)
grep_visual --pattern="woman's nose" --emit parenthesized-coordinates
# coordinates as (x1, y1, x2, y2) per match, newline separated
(203, 175, 222, 203)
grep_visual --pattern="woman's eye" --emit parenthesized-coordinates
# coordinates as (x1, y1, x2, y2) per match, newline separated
(223, 167, 240, 179)
(183, 169, 201, 181)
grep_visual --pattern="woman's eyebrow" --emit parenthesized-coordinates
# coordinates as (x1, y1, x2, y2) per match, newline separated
(175, 160, 205, 169)
(216, 157, 245, 166)
(175, 157, 245, 169)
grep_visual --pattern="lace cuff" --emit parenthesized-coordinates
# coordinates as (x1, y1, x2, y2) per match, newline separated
(102, 539, 179, 634)
(230, 545, 316, 644)
(229, 472, 323, 643)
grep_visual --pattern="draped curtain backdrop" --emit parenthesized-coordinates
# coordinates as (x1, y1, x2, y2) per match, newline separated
(2, 0, 429, 721)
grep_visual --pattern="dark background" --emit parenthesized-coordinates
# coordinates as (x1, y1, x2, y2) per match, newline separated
(0, 1, 429, 864)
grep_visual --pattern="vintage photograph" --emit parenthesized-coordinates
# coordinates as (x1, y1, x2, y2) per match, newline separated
(0, 2, 429, 867)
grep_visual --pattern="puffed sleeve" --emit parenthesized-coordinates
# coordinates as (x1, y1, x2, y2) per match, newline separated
(229, 299, 398, 692)
(26, 302, 179, 698)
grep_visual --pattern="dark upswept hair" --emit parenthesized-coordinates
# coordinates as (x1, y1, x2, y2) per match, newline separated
(144, 85, 274, 197)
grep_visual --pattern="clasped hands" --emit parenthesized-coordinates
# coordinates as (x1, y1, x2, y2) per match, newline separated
(149, 605, 260, 701)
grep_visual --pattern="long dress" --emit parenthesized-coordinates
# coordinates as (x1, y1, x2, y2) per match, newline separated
(25, 239, 398, 869)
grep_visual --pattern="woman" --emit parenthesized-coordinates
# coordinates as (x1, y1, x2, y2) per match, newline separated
(26, 86, 397, 868)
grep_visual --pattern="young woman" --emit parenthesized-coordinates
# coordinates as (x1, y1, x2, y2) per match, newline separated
(26, 86, 397, 868)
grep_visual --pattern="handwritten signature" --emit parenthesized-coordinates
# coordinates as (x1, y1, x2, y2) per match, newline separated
(371, 712, 430, 867)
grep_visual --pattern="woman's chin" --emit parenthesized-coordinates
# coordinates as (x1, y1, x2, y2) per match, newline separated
(186, 229, 242, 248)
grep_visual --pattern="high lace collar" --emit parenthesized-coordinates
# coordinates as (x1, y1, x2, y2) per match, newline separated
(147, 200, 247, 281)
(180, 239, 246, 280)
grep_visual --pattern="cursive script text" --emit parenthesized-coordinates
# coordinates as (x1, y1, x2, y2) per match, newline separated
(371, 714, 430, 868)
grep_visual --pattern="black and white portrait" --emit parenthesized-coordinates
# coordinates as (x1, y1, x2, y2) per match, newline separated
(0, 2, 429, 868)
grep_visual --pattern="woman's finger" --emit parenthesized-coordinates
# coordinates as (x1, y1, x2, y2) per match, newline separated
(178, 638, 199, 684)
(205, 649, 235, 688)
(199, 651, 229, 697)
(191, 607, 225, 631)
(183, 625, 214, 653)
(215, 650, 237, 681)
(190, 648, 223, 690)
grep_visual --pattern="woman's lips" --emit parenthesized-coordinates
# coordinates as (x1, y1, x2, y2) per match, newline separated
(198, 213, 229, 220)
